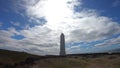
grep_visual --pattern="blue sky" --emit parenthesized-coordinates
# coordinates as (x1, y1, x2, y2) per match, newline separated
(0, 0, 120, 55)
(82, 0, 120, 22)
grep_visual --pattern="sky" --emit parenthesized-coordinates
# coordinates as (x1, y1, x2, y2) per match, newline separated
(0, 0, 120, 55)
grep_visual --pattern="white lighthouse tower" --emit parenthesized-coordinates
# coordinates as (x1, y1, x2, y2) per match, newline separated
(60, 33, 66, 56)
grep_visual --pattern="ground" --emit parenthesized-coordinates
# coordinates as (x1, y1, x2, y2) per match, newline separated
(0, 49, 120, 68)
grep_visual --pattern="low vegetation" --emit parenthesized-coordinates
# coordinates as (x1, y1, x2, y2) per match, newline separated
(0, 49, 120, 68)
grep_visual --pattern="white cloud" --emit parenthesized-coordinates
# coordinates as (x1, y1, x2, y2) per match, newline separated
(66, 45, 81, 54)
(0, 27, 59, 55)
(19, 0, 120, 42)
(95, 36, 120, 47)
(10, 21, 20, 26)
(1, 0, 120, 55)
(0, 28, 20, 49)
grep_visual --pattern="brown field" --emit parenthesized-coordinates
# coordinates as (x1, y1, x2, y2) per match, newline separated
(0, 49, 120, 68)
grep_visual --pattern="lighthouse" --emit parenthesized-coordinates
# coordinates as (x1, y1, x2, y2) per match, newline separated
(60, 33, 66, 56)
